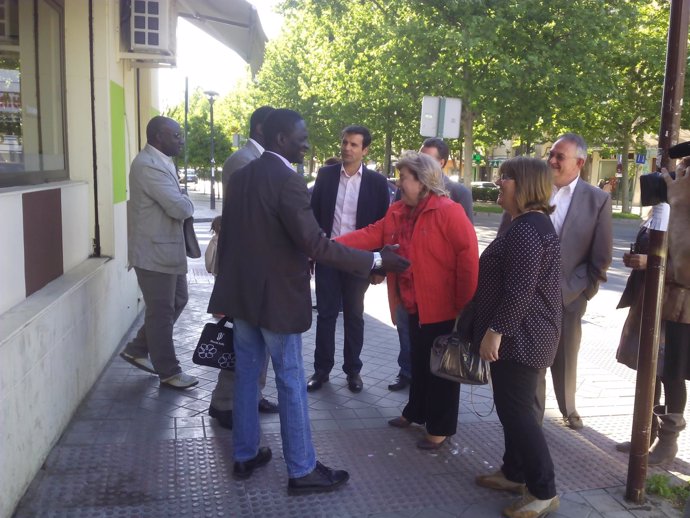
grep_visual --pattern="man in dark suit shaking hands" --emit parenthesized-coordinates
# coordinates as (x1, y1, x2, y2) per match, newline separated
(307, 126, 391, 393)
(208, 110, 409, 494)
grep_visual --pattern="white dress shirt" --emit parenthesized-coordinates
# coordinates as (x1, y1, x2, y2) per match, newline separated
(550, 175, 579, 236)
(331, 164, 363, 238)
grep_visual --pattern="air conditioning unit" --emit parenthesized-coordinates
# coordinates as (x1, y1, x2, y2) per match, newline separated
(128, 0, 174, 55)
(0, 0, 19, 43)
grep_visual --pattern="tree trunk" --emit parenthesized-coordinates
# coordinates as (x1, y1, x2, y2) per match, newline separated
(621, 133, 631, 213)
(462, 107, 474, 187)
(383, 128, 393, 178)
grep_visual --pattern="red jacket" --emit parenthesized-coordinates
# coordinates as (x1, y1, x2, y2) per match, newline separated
(337, 194, 479, 325)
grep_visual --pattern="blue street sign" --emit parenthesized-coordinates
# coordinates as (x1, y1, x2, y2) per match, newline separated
(635, 153, 646, 164)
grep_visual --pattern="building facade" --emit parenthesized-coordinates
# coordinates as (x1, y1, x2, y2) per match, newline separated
(0, 1, 264, 515)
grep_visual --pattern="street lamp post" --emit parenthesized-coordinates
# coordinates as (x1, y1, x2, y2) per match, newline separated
(204, 90, 219, 210)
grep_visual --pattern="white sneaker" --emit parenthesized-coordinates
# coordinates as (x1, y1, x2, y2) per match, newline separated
(161, 372, 198, 389)
(503, 492, 560, 518)
(120, 352, 156, 374)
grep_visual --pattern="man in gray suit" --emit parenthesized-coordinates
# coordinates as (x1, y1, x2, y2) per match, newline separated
(120, 116, 198, 389)
(208, 109, 409, 493)
(221, 106, 275, 198)
(209, 106, 278, 429)
(544, 133, 612, 429)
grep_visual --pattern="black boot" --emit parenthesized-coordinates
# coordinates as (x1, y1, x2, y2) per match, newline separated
(648, 405, 686, 466)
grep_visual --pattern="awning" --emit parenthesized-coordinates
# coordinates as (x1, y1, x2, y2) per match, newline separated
(177, 0, 267, 75)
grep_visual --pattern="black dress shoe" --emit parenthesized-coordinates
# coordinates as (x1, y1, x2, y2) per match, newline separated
(347, 373, 363, 393)
(233, 446, 272, 480)
(258, 398, 279, 414)
(208, 405, 233, 430)
(287, 461, 349, 495)
(306, 372, 329, 392)
(388, 375, 410, 391)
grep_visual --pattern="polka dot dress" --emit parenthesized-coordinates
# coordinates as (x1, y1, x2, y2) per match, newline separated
(473, 211, 562, 369)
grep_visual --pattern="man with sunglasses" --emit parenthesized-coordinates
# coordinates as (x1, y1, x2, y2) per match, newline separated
(543, 133, 612, 429)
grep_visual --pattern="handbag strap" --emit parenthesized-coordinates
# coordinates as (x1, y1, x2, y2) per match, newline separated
(217, 317, 232, 328)
(469, 378, 495, 418)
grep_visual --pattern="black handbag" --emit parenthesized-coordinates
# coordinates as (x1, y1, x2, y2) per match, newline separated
(183, 216, 201, 258)
(192, 318, 235, 370)
(430, 303, 490, 385)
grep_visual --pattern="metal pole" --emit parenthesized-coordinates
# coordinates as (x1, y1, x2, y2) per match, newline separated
(204, 90, 219, 211)
(183, 77, 189, 193)
(657, 0, 690, 171)
(209, 96, 216, 211)
(436, 97, 446, 138)
(625, 230, 667, 503)
(625, 0, 690, 503)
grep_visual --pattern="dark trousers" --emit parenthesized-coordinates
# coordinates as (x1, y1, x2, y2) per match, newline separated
(492, 359, 557, 500)
(314, 263, 370, 375)
(124, 268, 188, 379)
(403, 314, 459, 436)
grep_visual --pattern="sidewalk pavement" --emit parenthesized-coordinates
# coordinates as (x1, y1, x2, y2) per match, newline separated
(12, 193, 689, 517)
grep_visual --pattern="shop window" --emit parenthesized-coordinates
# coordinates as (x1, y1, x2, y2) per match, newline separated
(0, 0, 66, 187)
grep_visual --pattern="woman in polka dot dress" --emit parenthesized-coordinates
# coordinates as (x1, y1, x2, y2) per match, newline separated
(473, 157, 562, 518)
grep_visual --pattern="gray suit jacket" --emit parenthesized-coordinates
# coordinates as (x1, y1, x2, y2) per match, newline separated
(127, 144, 194, 275)
(559, 179, 612, 306)
(221, 139, 262, 197)
(444, 175, 474, 223)
(497, 178, 612, 307)
(208, 152, 374, 334)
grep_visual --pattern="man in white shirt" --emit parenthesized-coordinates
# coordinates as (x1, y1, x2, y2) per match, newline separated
(307, 126, 391, 393)
(121, 116, 198, 389)
(544, 133, 613, 429)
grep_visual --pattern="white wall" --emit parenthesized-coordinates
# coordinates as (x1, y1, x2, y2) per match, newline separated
(0, 1, 146, 515)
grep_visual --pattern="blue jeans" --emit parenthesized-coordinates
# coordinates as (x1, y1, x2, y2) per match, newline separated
(395, 304, 412, 379)
(233, 319, 316, 478)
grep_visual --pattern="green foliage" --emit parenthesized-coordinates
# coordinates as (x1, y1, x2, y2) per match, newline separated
(201, 0, 673, 185)
(472, 186, 499, 203)
(473, 202, 504, 214)
(646, 474, 690, 509)
(164, 88, 237, 176)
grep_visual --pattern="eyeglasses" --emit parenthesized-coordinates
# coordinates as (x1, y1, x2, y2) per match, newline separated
(547, 151, 577, 162)
(499, 173, 514, 181)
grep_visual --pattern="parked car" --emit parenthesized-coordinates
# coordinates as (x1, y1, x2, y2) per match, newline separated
(471, 181, 498, 189)
(178, 169, 198, 184)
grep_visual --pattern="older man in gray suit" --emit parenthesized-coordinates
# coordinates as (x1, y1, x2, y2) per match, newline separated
(120, 116, 198, 389)
(497, 133, 612, 429)
(545, 133, 612, 429)
(209, 106, 278, 429)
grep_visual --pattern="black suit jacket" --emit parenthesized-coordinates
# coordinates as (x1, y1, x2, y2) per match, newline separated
(208, 153, 374, 334)
(310, 163, 390, 238)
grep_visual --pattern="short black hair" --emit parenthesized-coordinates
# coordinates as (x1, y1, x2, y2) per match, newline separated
(263, 109, 304, 147)
(146, 116, 175, 143)
(249, 106, 275, 137)
(421, 137, 450, 163)
(341, 125, 372, 149)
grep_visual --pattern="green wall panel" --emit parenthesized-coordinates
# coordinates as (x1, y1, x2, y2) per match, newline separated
(110, 81, 127, 204)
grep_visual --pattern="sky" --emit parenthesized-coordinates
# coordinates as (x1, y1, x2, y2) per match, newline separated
(158, 1, 284, 110)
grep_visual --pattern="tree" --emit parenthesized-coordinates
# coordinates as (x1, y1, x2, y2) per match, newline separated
(165, 88, 234, 178)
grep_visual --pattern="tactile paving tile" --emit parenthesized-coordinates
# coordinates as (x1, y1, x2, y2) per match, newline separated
(15, 418, 663, 518)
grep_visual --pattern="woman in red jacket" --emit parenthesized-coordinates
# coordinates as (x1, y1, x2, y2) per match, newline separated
(337, 151, 478, 449)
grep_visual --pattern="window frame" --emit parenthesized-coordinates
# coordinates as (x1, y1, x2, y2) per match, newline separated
(0, 0, 68, 188)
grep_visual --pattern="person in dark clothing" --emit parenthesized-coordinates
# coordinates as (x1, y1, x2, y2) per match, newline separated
(474, 157, 562, 518)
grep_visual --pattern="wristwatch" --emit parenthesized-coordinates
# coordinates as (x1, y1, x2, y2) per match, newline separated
(373, 252, 383, 269)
